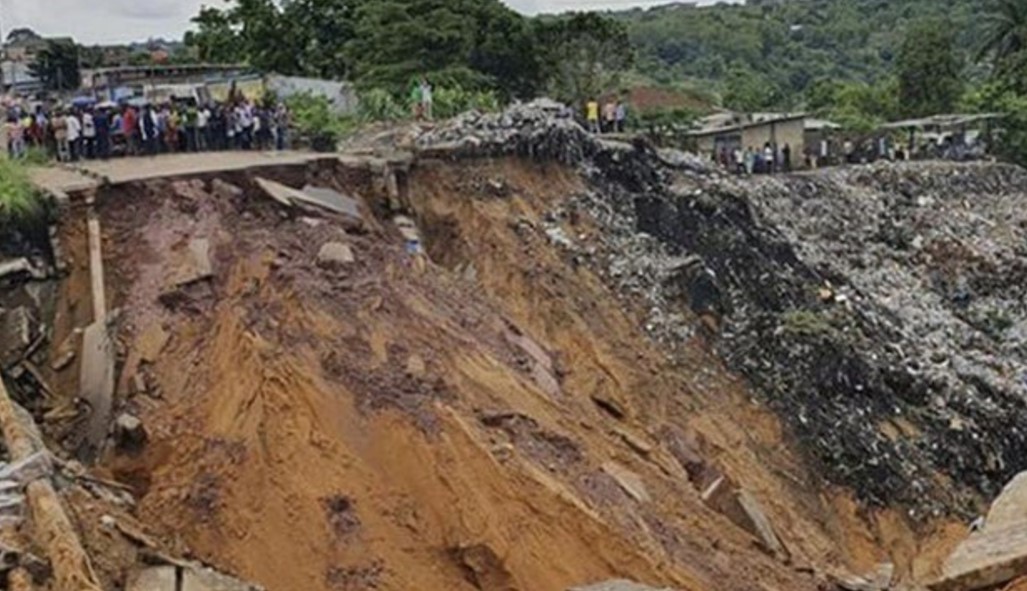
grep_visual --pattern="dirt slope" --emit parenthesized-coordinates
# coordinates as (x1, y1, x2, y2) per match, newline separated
(44, 158, 859, 591)
(39, 143, 978, 591)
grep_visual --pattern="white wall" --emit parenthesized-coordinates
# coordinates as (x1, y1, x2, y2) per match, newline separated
(265, 75, 359, 115)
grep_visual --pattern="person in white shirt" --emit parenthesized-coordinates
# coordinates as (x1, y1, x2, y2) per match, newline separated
(236, 103, 254, 149)
(65, 111, 82, 162)
(197, 105, 211, 151)
(81, 110, 96, 159)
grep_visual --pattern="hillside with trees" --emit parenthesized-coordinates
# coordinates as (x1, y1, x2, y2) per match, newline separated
(615, 0, 981, 105)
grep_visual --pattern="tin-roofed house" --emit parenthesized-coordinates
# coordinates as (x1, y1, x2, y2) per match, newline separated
(685, 112, 807, 170)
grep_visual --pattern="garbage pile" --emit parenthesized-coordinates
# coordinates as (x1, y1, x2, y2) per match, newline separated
(586, 157, 1027, 515)
(415, 99, 597, 164)
(437, 106, 1027, 514)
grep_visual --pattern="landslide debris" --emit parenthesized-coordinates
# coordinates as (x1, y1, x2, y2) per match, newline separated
(438, 108, 1027, 515)
(13, 100, 1027, 591)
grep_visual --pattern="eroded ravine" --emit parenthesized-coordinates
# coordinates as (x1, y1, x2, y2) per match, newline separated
(11, 112, 1023, 590)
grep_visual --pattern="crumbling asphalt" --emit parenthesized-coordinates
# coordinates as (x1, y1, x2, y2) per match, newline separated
(419, 103, 1027, 516)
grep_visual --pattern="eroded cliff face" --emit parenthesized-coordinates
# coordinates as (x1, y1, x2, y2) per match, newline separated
(545, 135, 1027, 515)
(7, 104, 1024, 591)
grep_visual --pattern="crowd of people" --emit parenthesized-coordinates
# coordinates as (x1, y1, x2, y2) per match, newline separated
(584, 98, 628, 134)
(716, 142, 794, 175)
(4, 98, 291, 162)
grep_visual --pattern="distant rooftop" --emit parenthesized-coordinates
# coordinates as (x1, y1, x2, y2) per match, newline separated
(687, 111, 807, 137)
(881, 113, 1005, 129)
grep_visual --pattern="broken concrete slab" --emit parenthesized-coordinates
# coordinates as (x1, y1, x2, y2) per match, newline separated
(300, 185, 364, 222)
(166, 239, 214, 290)
(601, 461, 650, 503)
(986, 471, 1027, 532)
(316, 242, 356, 269)
(127, 566, 177, 591)
(183, 565, 263, 591)
(254, 177, 296, 207)
(129, 564, 262, 591)
(700, 477, 786, 558)
(256, 178, 362, 220)
(78, 320, 115, 461)
(211, 179, 244, 201)
(736, 490, 787, 558)
(834, 563, 895, 591)
(929, 520, 1027, 591)
(568, 580, 674, 591)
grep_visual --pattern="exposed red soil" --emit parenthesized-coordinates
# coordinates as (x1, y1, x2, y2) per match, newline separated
(51, 156, 965, 591)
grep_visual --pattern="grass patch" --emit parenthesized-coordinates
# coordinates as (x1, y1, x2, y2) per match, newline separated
(21, 146, 51, 166)
(0, 157, 45, 228)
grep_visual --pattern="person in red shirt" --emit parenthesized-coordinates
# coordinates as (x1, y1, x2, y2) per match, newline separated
(122, 107, 138, 155)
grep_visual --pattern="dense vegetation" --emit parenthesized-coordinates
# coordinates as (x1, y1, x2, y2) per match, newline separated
(178, 0, 1027, 163)
(616, 0, 981, 104)
(184, 0, 630, 106)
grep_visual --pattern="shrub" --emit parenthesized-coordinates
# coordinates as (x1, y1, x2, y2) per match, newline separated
(0, 157, 45, 228)
(21, 147, 51, 166)
(285, 92, 356, 150)
(432, 87, 500, 119)
(358, 88, 407, 122)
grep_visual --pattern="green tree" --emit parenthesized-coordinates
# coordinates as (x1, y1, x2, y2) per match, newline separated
(281, 0, 360, 80)
(345, 0, 541, 98)
(896, 20, 964, 116)
(722, 66, 783, 111)
(232, 0, 299, 74)
(29, 40, 81, 91)
(184, 6, 244, 63)
(535, 12, 634, 106)
(978, 0, 1027, 92)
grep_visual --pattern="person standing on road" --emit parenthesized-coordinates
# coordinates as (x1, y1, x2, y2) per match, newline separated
(603, 99, 616, 134)
(140, 105, 158, 155)
(782, 143, 792, 172)
(197, 104, 210, 151)
(419, 77, 434, 121)
(5, 116, 25, 159)
(94, 107, 110, 160)
(123, 106, 138, 156)
(274, 102, 290, 150)
(615, 100, 627, 133)
(81, 109, 96, 159)
(183, 102, 198, 152)
(410, 80, 423, 120)
(586, 98, 600, 134)
(66, 110, 82, 162)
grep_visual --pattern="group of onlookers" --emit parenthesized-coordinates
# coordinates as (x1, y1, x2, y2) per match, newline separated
(4, 99, 292, 162)
(584, 98, 628, 134)
(716, 142, 794, 175)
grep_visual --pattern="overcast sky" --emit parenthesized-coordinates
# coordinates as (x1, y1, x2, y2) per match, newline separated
(0, 0, 713, 45)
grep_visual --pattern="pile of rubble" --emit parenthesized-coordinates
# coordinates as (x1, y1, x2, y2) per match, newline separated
(617, 157, 1027, 514)
(437, 101, 1027, 514)
(415, 99, 597, 164)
